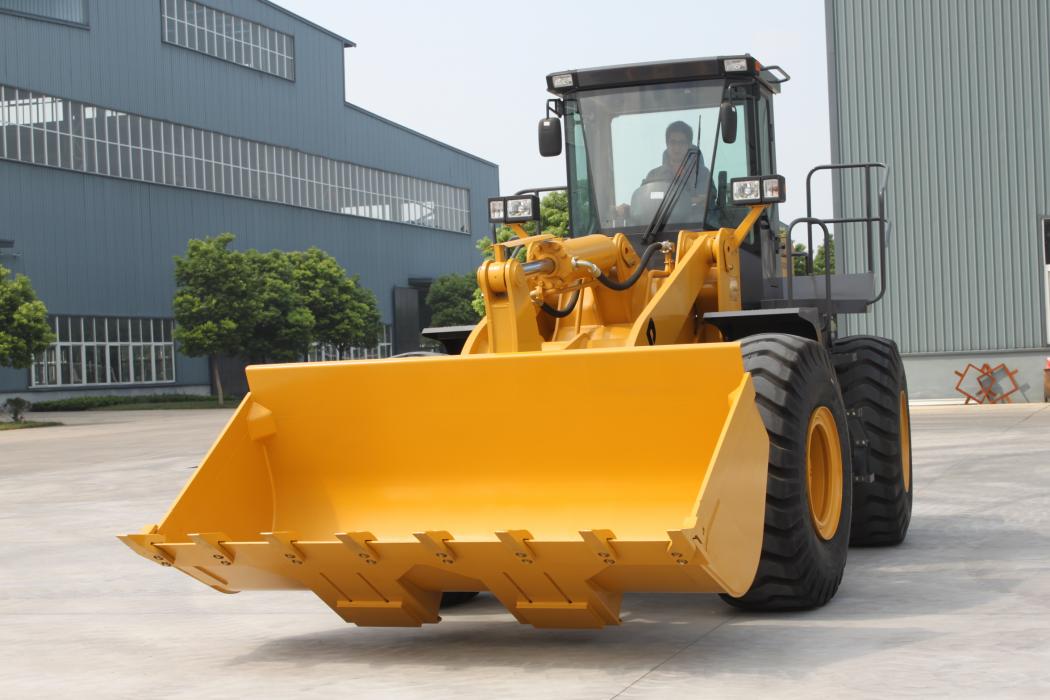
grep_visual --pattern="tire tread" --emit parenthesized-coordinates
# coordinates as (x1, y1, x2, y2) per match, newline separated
(721, 334, 853, 611)
(831, 335, 912, 546)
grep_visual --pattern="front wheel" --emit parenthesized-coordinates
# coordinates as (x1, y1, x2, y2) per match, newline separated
(721, 334, 853, 611)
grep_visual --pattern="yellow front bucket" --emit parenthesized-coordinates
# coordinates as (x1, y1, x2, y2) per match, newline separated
(120, 343, 769, 628)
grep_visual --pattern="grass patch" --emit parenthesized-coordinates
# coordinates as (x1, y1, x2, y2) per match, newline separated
(31, 394, 238, 412)
(98, 400, 233, 411)
(0, 421, 62, 431)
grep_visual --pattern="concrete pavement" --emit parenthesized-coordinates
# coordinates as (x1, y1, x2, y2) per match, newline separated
(1, 404, 1048, 698)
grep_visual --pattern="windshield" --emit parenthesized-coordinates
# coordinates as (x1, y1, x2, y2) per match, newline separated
(565, 79, 751, 241)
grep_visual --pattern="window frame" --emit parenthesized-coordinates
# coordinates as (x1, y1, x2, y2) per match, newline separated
(0, 0, 89, 28)
(0, 81, 473, 234)
(28, 315, 178, 389)
(159, 0, 296, 82)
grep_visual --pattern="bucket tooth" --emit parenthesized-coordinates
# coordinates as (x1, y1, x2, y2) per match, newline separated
(118, 526, 174, 567)
(495, 530, 536, 564)
(336, 531, 379, 564)
(187, 532, 235, 566)
(413, 530, 457, 565)
(666, 529, 707, 566)
(261, 531, 305, 565)
(580, 529, 619, 565)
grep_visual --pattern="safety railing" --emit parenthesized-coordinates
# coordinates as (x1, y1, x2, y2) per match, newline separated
(781, 162, 890, 310)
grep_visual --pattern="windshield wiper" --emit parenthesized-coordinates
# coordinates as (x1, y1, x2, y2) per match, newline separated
(642, 147, 700, 244)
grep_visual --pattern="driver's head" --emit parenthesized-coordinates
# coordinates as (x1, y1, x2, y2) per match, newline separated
(665, 121, 694, 168)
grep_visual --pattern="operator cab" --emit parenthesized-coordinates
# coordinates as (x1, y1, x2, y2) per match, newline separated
(542, 55, 789, 307)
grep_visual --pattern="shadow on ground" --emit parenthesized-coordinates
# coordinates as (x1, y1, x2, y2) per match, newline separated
(233, 513, 1046, 674)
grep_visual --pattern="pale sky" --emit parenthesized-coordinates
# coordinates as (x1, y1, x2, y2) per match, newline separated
(275, 0, 833, 224)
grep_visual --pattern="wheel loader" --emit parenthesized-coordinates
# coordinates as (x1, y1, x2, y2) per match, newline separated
(119, 55, 913, 629)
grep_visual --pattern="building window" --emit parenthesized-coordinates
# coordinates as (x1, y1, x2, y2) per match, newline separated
(0, 84, 472, 233)
(306, 325, 393, 362)
(160, 0, 295, 81)
(0, 0, 87, 26)
(30, 316, 177, 388)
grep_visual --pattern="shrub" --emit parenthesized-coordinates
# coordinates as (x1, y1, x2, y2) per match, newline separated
(2, 397, 31, 422)
(31, 394, 216, 412)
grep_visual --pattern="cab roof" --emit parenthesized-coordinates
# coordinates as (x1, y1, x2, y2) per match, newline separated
(545, 55, 787, 95)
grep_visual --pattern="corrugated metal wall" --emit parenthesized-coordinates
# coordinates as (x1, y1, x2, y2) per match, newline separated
(0, 0, 499, 394)
(826, 0, 1050, 353)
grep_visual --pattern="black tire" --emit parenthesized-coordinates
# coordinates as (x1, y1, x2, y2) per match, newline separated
(721, 334, 853, 611)
(440, 591, 480, 607)
(831, 336, 912, 546)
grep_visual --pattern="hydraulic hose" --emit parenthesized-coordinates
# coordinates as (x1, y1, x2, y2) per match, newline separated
(540, 288, 581, 318)
(577, 242, 664, 291)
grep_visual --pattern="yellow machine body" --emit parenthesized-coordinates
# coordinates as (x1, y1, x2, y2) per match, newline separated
(120, 208, 773, 628)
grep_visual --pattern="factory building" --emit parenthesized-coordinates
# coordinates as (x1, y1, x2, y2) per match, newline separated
(825, 0, 1049, 400)
(0, 0, 498, 400)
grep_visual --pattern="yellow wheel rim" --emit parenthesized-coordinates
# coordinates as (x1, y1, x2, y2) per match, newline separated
(806, 406, 843, 540)
(900, 390, 912, 492)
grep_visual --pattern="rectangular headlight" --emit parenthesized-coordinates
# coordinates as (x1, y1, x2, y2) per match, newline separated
(488, 198, 505, 223)
(504, 195, 540, 223)
(723, 58, 748, 73)
(730, 178, 762, 205)
(731, 175, 786, 205)
(551, 73, 574, 89)
(762, 175, 786, 203)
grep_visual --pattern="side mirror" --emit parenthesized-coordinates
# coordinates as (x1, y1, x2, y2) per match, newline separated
(719, 101, 737, 144)
(538, 117, 562, 157)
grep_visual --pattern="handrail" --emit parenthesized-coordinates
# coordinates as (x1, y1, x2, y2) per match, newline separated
(514, 186, 567, 197)
(784, 217, 834, 316)
(803, 162, 890, 305)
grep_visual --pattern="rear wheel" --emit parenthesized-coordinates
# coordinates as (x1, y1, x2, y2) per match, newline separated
(831, 336, 912, 546)
(721, 334, 853, 611)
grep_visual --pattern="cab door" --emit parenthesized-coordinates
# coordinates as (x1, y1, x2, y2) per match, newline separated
(737, 88, 780, 307)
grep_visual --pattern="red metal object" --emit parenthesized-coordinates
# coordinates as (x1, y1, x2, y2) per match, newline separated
(954, 362, 1021, 404)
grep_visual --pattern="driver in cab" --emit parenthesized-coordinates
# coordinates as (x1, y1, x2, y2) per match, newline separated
(615, 121, 710, 229)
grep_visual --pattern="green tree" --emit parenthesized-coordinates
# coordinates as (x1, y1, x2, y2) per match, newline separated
(792, 242, 809, 277)
(342, 276, 383, 350)
(787, 238, 835, 277)
(176, 236, 383, 401)
(241, 249, 315, 364)
(427, 274, 480, 326)
(173, 233, 254, 405)
(539, 190, 570, 237)
(0, 266, 54, 370)
(814, 236, 835, 274)
(289, 248, 382, 352)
